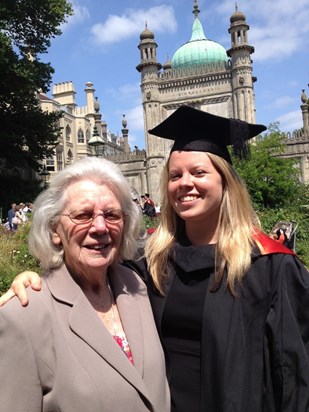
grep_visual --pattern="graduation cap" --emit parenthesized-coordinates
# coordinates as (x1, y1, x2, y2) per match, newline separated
(148, 105, 266, 164)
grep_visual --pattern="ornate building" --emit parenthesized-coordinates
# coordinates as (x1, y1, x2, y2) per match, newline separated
(38, 1, 308, 201)
(280, 88, 309, 184)
(38, 80, 148, 198)
(136, 1, 259, 202)
(39, 81, 129, 172)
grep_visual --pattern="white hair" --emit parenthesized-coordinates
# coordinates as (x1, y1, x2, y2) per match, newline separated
(29, 157, 141, 270)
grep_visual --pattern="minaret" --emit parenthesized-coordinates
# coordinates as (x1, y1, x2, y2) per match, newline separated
(136, 23, 162, 155)
(137, 23, 164, 201)
(136, 22, 162, 81)
(227, 3, 256, 123)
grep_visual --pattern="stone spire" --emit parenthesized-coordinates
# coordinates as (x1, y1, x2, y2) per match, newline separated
(121, 114, 130, 153)
(93, 96, 102, 136)
(300, 88, 309, 137)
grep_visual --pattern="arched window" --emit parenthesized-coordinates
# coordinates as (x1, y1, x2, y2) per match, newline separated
(77, 128, 84, 143)
(67, 149, 73, 165)
(65, 125, 71, 142)
(86, 129, 91, 142)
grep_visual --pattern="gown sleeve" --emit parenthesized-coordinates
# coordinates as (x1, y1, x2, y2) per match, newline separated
(264, 254, 309, 410)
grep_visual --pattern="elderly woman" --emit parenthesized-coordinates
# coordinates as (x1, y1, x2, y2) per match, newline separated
(0, 157, 169, 411)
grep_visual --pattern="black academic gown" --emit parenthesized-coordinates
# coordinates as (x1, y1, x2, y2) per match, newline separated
(125, 233, 309, 412)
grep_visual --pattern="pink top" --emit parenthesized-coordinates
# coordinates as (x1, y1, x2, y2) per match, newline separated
(113, 335, 134, 365)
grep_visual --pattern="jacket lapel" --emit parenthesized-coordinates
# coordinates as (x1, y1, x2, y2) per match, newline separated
(108, 265, 145, 376)
(45, 265, 151, 401)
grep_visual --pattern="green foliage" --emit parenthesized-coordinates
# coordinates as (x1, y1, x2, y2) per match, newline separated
(142, 214, 160, 230)
(232, 122, 309, 266)
(0, 221, 41, 295)
(0, 0, 73, 54)
(0, 0, 73, 170)
(233, 122, 307, 209)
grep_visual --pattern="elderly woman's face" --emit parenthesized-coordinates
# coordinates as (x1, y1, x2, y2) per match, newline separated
(52, 180, 124, 280)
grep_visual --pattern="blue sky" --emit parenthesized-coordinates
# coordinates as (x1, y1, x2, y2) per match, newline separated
(41, 0, 309, 149)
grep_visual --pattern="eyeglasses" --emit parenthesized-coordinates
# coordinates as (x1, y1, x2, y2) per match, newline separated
(59, 209, 126, 225)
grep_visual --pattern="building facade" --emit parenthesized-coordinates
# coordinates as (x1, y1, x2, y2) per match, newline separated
(38, 1, 308, 201)
(39, 80, 148, 198)
(136, 1, 258, 202)
(281, 89, 309, 184)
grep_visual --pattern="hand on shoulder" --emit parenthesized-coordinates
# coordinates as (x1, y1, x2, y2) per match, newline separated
(0, 271, 41, 307)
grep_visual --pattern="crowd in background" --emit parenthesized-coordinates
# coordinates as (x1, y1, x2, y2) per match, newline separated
(133, 193, 160, 219)
(4, 202, 32, 231)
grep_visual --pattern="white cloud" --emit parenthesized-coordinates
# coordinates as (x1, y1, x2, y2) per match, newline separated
(117, 83, 141, 102)
(276, 110, 303, 132)
(90, 5, 177, 46)
(105, 82, 141, 110)
(269, 95, 296, 109)
(215, 0, 309, 62)
(126, 105, 144, 131)
(61, 2, 90, 32)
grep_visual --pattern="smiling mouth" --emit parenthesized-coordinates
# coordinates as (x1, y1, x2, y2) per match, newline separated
(179, 195, 200, 202)
(85, 244, 110, 251)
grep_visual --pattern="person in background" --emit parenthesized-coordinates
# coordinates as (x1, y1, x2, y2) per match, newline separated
(19, 202, 28, 222)
(22, 202, 33, 215)
(7, 202, 16, 231)
(0, 157, 169, 411)
(155, 203, 161, 217)
(2, 106, 309, 411)
(12, 204, 23, 227)
(143, 193, 156, 218)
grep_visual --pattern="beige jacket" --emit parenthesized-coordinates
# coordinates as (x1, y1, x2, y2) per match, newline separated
(0, 263, 170, 412)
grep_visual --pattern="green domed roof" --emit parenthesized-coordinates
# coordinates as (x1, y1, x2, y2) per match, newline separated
(171, 17, 228, 69)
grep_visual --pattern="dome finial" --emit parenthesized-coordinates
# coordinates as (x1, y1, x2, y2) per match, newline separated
(301, 89, 308, 104)
(122, 114, 127, 128)
(230, 4, 246, 23)
(140, 21, 154, 40)
(163, 53, 172, 70)
(193, 0, 200, 18)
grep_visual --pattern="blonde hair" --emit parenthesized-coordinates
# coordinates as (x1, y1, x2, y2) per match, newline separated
(144, 152, 261, 296)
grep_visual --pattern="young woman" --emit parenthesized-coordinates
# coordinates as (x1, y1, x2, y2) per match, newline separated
(1, 106, 309, 411)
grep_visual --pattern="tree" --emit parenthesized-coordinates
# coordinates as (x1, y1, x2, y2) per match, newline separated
(0, 0, 73, 170)
(232, 122, 306, 209)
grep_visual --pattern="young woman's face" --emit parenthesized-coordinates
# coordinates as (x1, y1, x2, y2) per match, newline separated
(168, 151, 223, 227)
